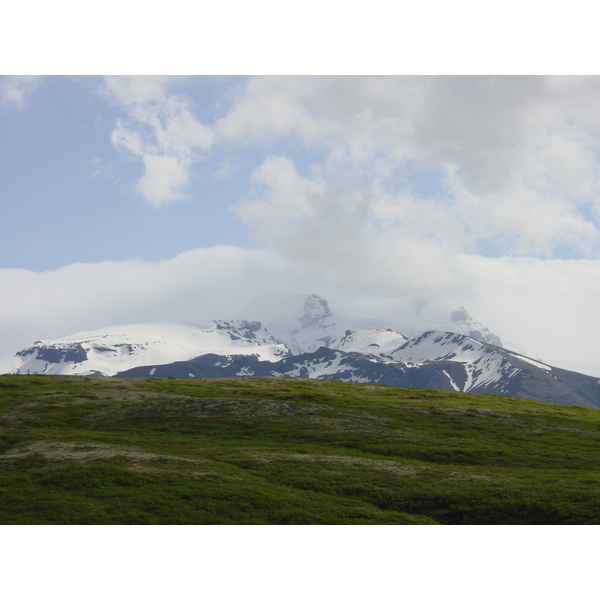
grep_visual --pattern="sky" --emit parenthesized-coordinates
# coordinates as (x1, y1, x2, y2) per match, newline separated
(2, 74, 600, 376)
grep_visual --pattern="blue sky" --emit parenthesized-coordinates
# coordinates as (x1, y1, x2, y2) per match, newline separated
(0, 76, 355, 270)
(0, 76, 252, 270)
(2, 75, 600, 377)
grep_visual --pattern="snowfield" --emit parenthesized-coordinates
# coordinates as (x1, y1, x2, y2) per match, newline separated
(5, 321, 289, 377)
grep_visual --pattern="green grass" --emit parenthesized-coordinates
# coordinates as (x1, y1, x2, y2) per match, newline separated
(1, 374, 600, 524)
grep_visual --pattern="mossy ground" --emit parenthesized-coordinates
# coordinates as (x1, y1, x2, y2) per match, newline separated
(2, 374, 600, 524)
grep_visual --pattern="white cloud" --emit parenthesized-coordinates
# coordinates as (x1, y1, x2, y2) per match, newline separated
(100, 76, 600, 254)
(235, 156, 321, 242)
(220, 76, 600, 258)
(455, 254, 600, 376)
(234, 156, 472, 303)
(103, 75, 173, 105)
(0, 75, 43, 108)
(0, 246, 288, 359)
(217, 77, 328, 144)
(136, 154, 189, 206)
(449, 172, 600, 256)
(105, 76, 214, 207)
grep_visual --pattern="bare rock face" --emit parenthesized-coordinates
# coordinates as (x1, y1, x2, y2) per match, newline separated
(17, 343, 89, 364)
(451, 306, 503, 347)
(299, 295, 333, 328)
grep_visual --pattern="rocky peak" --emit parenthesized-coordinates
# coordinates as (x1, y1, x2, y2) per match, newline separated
(451, 306, 502, 347)
(299, 295, 333, 328)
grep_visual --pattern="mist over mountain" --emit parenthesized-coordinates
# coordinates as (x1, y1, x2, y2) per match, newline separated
(2, 294, 599, 408)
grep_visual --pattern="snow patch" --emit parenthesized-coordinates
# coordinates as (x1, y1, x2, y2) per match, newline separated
(443, 370, 460, 391)
(508, 353, 552, 371)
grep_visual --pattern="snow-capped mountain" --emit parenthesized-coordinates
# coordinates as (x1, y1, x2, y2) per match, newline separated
(117, 330, 600, 408)
(2, 321, 289, 377)
(2, 295, 406, 377)
(446, 306, 503, 347)
(264, 294, 407, 356)
(3, 294, 600, 408)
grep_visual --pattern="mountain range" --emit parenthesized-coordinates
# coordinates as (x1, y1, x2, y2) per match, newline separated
(2, 294, 599, 408)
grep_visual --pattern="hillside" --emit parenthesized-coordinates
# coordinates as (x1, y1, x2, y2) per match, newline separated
(117, 341, 600, 409)
(2, 374, 600, 524)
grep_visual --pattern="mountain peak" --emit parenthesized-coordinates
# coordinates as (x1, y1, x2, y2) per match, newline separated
(450, 306, 502, 347)
(299, 295, 333, 328)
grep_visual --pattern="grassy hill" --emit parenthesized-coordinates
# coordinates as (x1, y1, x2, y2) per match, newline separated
(1, 374, 600, 524)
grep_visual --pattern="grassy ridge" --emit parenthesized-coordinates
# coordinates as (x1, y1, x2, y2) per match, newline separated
(1, 374, 600, 524)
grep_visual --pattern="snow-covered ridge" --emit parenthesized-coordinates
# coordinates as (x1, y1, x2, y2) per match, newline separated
(390, 330, 541, 392)
(391, 331, 498, 364)
(8, 321, 289, 377)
